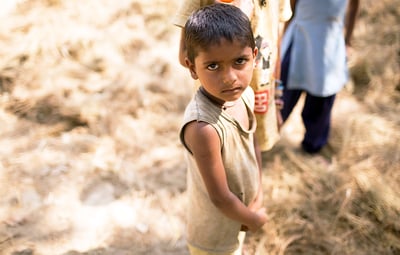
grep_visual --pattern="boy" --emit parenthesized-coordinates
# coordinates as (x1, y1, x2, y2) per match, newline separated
(174, 0, 292, 154)
(180, 4, 268, 255)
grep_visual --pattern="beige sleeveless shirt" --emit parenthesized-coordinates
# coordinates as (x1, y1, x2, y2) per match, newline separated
(180, 87, 260, 253)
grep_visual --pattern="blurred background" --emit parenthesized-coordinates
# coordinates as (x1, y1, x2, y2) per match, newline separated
(0, 0, 399, 254)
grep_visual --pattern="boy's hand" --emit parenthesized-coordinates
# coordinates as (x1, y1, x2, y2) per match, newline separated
(247, 207, 268, 232)
(241, 208, 268, 232)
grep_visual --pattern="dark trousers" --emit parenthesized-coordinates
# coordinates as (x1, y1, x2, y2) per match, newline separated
(280, 42, 336, 153)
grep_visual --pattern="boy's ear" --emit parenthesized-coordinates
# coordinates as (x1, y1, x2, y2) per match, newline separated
(253, 47, 258, 59)
(185, 58, 198, 80)
(253, 47, 259, 67)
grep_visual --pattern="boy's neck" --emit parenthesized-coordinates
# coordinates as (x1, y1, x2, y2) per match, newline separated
(199, 86, 237, 110)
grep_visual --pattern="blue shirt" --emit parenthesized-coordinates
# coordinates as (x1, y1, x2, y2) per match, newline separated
(281, 0, 349, 97)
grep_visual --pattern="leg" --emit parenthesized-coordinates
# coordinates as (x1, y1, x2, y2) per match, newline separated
(301, 93, 336, 153)
(280, 40, 302, 122)
(281, 88, 302, 122)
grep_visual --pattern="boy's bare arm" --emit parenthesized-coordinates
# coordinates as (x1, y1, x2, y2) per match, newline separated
(184, 121, 268, 232)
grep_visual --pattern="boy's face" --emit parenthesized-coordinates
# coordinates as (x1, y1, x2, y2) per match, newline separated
(186, 39, 257, 104)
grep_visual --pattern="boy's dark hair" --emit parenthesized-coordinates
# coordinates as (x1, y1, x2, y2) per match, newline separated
(184, 4, 255, 63)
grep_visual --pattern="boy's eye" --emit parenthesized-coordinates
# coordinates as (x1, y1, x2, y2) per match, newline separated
(207, 63, 218, 70)
(235, 58, 248, 65)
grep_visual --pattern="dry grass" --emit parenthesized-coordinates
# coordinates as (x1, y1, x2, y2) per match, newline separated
(0, 0, 399, 254)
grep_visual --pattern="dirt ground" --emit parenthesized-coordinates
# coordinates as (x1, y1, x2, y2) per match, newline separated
(0, 0, 399, 255)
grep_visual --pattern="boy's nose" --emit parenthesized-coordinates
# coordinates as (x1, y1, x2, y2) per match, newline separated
(222, 67, 237, 85)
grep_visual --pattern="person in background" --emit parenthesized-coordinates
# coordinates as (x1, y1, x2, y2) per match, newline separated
(280, 0, 360, 154)
(174, 0, 292, 161)
(180, 4, 267, 254)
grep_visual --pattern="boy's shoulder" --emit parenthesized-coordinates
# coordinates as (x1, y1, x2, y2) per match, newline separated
(242, 86, 255, 110)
